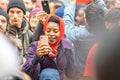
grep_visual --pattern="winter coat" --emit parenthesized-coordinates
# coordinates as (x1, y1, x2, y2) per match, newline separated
(6, 19, 32, 65)
(22, 39, 80, 80)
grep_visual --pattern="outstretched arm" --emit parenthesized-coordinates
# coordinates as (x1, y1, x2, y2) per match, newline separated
(63, 4, 93, 41)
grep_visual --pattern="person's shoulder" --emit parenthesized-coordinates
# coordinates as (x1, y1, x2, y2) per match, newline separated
(30, 41, 38, 46)
(61, 38, 73, 49)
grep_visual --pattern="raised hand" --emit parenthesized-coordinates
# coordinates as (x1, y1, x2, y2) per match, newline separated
(37, 11, 48, 23)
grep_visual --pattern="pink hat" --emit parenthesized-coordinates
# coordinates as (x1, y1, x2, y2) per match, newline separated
(30, 8, 42, 17)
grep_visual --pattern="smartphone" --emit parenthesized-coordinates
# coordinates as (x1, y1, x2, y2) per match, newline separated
(41, 0, 50, 14)
(40, 35, 48, 44)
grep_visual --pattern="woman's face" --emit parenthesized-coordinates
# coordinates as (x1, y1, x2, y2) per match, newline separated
(29, 15, 39, 32)
(45, 22, 60, 44)
(75, 9, 86, 25)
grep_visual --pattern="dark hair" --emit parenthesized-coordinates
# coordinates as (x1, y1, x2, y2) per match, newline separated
(48, 16, 60, 24)
(85, 2, 106, 35)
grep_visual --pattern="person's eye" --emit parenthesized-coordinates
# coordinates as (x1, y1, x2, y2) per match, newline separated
(31, 16, 36, 18)
(17, 11, 21, 14)
(10, 11, 14, 14)
(54, 29, 59, 33)
(1, 20, 6, 23)
(46, 29, 50, 32)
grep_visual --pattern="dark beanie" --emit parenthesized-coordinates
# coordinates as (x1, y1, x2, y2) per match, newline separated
(7, 0, 26, 14)
(0, 9, 9, 24)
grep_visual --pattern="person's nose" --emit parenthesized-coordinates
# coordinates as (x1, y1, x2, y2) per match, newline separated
(13, 12, 18, 18)
(49, 31, 54, 35)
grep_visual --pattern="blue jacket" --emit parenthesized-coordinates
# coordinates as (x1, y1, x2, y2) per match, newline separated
(22, 39, 80, 80)
(63, 4, 95, 76)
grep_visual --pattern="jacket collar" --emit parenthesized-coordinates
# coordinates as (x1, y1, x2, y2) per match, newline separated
(7, 19, 29, 36)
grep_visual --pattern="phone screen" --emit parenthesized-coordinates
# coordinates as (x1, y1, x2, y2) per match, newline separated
(41, 0, 50, 14)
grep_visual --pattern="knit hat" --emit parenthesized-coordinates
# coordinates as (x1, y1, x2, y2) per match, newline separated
(40, 68, 60, 80)
(7, 0, 26, 14)
(55, 6, 65, 18)
(30, 8, 42, 17)
(0, 9, 9, 24)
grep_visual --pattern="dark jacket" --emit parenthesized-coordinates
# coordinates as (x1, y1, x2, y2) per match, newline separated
(6, 19, 32, 65)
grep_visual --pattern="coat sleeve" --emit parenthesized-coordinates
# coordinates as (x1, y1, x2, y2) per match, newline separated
(32, 21, 44, 42)
(96, 0, 108, 12)
(63, 4, 93, 41)
(65, 49, 81, 80)
(22, 42, 40, 80)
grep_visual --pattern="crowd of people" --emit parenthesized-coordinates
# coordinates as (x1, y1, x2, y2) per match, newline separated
(0, 0, 120, 80)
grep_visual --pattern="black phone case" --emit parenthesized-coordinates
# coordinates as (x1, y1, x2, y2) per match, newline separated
(41, 0, 50, 14)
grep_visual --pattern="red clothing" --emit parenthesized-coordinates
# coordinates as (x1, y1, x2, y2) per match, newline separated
(84, 43, 99, 76)
(76, 0, 92, 4)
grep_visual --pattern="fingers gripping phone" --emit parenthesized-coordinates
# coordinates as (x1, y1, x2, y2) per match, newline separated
(41, 0, 50, 14)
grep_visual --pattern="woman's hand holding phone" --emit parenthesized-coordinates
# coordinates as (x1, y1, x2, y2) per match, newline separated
(36, 35, 52, 58)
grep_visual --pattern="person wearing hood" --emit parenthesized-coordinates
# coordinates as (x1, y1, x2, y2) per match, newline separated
(6, 0, 32, 66)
